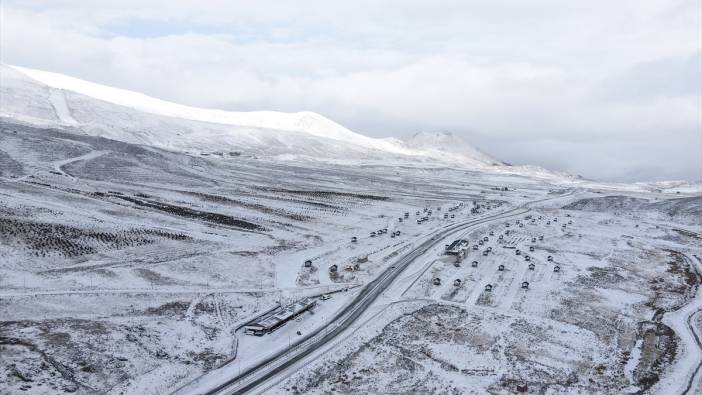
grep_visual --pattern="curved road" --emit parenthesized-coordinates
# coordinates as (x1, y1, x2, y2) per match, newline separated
(177, 207, 526, 394)
(682, 254, 702, 395)
(178, 192, 575, 395)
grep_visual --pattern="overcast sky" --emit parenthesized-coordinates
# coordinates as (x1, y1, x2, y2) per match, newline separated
(1, 1, 701, 182)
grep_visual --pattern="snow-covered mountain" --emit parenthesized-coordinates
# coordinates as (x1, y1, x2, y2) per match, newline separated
(406, 131, 503, 166)
(1, 64, 500, 167)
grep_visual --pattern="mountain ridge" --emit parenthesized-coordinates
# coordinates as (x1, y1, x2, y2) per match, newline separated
(4, 64, 498, 166)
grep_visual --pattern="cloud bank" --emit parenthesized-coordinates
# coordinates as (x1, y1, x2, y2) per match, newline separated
(1, 0, 700, 181)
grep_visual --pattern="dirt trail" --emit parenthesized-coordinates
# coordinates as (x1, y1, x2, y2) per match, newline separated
(52, 150, 108, 177)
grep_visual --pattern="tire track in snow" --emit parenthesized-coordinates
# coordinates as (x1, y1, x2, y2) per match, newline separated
(52, 150, 108, 177)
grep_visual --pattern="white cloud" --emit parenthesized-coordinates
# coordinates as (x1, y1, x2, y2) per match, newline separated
(0, 0, 700, 181)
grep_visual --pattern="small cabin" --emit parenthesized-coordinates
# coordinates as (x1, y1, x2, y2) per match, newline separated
(304, 260, 313, 268)
(554, 265, 561, 272)
(444, 214, 449, 219)
(482, 250, 488, 256)
(547, 256, 553, 262)
(370, 231, 376, 237)
(432, 278, 441, 286)
(521, 281, 529, 289)
(498, 264, 505, 271)
(485, 284, 493, 292)
(516, 249, 521, 255)
(357, 255, 368, 263)
(519, 223, 524, 228)
(531, 237, 536, 243)
(404, 212, 410, 218)
(351, 236, 358, 243)
(498, 235, 504, 240)
(525, 256, 531, 262)
(398, 218, 403, 222)
(478, 240, 484, 246)
(528, 263, 535, 270)
(329, 265, 338, 273)
(489, 231, 494, 236)
(539, 235, 544, 241)
(453, 279, 462, 287)
(547, 221, 551, 225)
(529, 246, 535, 252)
(471, 261, 478, 267)
(450, 214, 455, 218)
(395, 230, 401, 236)
(473, 245, 479, 250)
(483, 236, 489, 242)
(390, 233, 396, 238)
(487, 247, 492, 252)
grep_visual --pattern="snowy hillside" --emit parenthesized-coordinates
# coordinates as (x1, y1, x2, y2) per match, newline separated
(564, 195, 702, 225)
(2, 64, 500, 167)
(2, 66, 702, 395)
(406, 131, 503, 166)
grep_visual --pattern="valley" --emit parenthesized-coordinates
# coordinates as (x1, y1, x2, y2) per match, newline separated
(1, 64, 701, 395)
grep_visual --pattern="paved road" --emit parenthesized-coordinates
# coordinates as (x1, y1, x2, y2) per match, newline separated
(186, 206, 530, 394)
(682, 254, 702, 395)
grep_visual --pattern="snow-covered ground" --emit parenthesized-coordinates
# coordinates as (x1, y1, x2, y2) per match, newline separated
(270, 202, 702, 395)
(1, 64, 701, 394)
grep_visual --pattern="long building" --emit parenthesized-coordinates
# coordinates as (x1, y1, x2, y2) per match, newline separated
(243, 298, 316, 336)
(445, 239, 469, 255)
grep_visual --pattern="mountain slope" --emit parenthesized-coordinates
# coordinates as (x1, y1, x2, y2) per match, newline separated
(2, 64, 498, 167)
(563, 195, 702, 225)
(406, 131, 503, 166)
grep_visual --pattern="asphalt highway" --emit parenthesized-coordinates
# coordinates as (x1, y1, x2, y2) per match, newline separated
(200, 206, 530, 394)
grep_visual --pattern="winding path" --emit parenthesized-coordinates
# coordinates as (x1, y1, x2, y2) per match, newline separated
(657, 252, 702, 394)
(52, 150, 108, 177)
(681, 254, 702, 394)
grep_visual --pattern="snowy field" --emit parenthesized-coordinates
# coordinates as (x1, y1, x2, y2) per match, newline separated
(1, 64, 702, 394)
(273, 206, 702, 394)
(1, 120, 700, 394)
